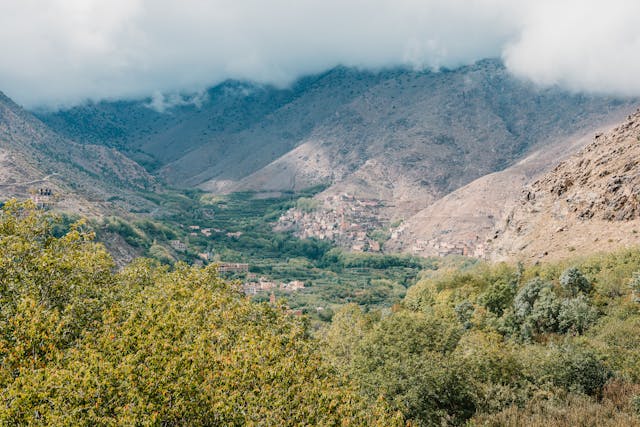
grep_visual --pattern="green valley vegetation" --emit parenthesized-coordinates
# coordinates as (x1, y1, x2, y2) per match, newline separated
(7, 200, 640, 425)
(321, 250, 640, 425)
(0, 200, 401, 425)
(85, 188, 438, 315)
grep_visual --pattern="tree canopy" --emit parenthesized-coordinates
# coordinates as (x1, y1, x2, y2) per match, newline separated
(0, 200, 401, 426)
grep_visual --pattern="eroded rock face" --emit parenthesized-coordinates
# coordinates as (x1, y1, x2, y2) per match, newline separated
(522, 113, 640, 222)
(491, 110, 640, 262)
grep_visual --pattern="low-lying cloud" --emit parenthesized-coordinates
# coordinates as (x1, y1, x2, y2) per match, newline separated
(0, 0, 638, 108)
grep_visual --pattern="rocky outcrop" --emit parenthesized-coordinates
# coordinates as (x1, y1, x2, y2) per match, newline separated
(490, 110, 640, 262)
(385, 123, 616, 258)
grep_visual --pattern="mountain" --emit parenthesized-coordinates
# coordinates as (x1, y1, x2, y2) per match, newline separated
(36, 68, 386, 186)
(36, 60, 637, 250)
(0, 91, 156, 215)
(490, 109, 640, 261)
(385, 122, 622, 257)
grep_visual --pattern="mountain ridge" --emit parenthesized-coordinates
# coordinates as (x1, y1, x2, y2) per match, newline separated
(0, 90, 157, 215)
(490, 109, 640, 261)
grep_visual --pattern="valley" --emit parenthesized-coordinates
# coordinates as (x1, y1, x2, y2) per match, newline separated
(3, 60, 640, 316)
(6, 2, 640, 425)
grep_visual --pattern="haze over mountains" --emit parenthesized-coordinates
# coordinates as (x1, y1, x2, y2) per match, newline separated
(0, 58, 637, 262)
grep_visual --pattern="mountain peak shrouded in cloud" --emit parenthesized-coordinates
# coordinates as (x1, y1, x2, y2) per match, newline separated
(1, 0, 639, 108)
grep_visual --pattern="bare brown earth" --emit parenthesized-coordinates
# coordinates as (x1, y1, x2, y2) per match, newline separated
(386, 120, 625, 258)
(490, 109, 640, 262)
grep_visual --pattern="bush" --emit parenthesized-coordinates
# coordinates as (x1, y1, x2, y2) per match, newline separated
(351, 311, 472, 425)
(560, 267, 592, 296)
(558, 295, 599, 334)
(479, 278, 517, 316)
(542, 345, 612, 396)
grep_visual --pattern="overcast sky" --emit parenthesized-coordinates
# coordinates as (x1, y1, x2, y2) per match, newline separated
(1, 0, 639, 108)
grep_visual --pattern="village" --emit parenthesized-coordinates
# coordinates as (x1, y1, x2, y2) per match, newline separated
(275, 192, 491, 258)
(276, 193, 387, 252)
(390, 224, 487, 258)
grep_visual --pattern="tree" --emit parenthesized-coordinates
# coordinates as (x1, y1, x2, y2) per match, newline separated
(0, 201, 402, 426)
(351, 311, 473, 426)
(559, 267, 592, 296)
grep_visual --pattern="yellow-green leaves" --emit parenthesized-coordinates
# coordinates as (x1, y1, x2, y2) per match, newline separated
(0, 201, 400, 426)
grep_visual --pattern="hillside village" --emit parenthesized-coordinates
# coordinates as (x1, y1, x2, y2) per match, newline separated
(276, 193, 386, 252)
(276, 192, 489, 258)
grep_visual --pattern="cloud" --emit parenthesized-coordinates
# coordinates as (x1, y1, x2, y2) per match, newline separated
(0, 0, 637, 108)
(503, 0, 640, 96)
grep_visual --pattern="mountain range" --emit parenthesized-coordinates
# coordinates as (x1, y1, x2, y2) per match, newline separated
(1, 59, 637, 262)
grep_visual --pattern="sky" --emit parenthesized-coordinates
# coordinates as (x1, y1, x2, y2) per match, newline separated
(0, 0, 639, 108)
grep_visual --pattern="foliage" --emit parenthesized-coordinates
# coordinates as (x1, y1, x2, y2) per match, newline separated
(322, 250, 640, 425)
(557, 295, 599, 334)
(560, 266, 593, 296)
(0, 201, 401, 425)
(479, 277, 517, 316)
(349, 311, 473, 426)
(11, 198, 640, 425)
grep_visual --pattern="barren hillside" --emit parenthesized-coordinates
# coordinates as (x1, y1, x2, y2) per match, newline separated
(0, 91, 157, 215)
(490, 109, 640, 262)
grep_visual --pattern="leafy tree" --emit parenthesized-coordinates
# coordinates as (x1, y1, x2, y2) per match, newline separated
(557, 295, 599, 334)
(351, 311, 473, 426)
(454, 300, 475, 329)
(0, 201, 401, 426)
(479, 278, 517, 316)
(541, 345, 612, 397)
(560, 267, 592, 296)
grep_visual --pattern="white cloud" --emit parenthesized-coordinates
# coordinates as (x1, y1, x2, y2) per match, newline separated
(0, 0, 637, 108)
(503, 0, 640, 96)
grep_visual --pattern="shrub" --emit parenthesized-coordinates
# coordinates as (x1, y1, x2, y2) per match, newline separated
(479, 278, 517, 316)
(542, 345, 612, 396)
(558, 295, 599, 334)
(560, 267, 592, 296)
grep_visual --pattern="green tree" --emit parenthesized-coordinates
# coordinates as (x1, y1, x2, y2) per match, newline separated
(560, 267, 592, 296)
(351, 311, 473, 426)
(0, 200, 402, 426)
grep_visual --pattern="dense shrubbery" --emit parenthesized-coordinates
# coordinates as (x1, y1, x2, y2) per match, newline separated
(0, 201, 401, 425)
(8, 199, 640, 425)
(322, 253, 640, 425)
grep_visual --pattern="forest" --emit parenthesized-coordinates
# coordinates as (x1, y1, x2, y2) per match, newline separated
(3, 200, 640, 425)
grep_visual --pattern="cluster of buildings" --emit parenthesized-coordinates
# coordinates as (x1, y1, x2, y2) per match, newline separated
(30, 188, 55, 209)
(187, 225, 214, 237)
(410, 237, 486, 258)
(242, 277, 305, 295)
(276, 193, 386, 252)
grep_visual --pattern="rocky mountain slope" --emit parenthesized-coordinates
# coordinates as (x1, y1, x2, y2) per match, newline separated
(203, 60, 635, 204)
(385, 122, 623, 257)
(38, 60, 638, 250)
(0, 91, 156, 215)
(490, 110, 640, 262)
(37, 67, 385, 187)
